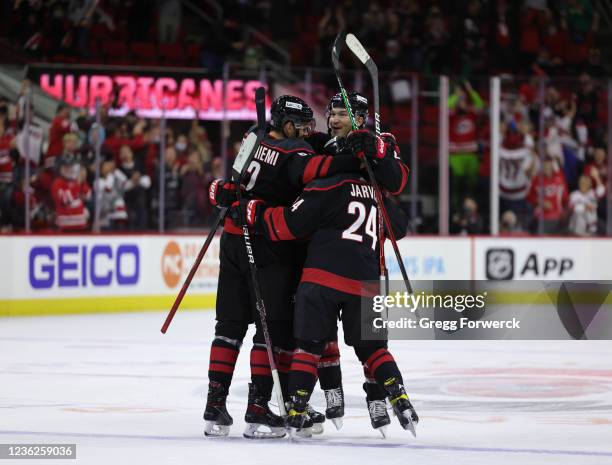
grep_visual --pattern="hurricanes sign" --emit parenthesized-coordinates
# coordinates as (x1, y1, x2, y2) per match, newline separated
(39, 73, 269, 120)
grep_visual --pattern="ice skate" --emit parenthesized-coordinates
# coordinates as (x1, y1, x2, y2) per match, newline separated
(383, 377, 419, 437)
(324, 387, 345, 430)
(243, 383, 286, 439)
(363, 382, 391, 438)
(203, 381, 233, 437)
(286, 390, 312, 439)
(306, 403, 325, 434)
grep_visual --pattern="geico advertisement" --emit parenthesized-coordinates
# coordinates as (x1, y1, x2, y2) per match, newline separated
(384, 238, 471, 280)
(475, 238, 612, 280)
(0, 235, 221, 299)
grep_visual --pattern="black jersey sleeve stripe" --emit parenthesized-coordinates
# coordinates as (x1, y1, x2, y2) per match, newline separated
(263, 208, 280, 241)
(263, 206, 296, 241)
(388, 161, 410, 195)
(318, 156, 333, 178)
(303, 155, 324, 184)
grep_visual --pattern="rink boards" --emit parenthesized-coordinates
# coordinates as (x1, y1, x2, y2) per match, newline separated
(1, 234, 612, 316)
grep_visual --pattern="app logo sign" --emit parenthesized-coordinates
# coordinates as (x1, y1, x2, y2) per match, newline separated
(486, 249, 514, 280)
(519, 253, 574, 277)
(161, 241, 182, 288)
(29, 244, 139, 289)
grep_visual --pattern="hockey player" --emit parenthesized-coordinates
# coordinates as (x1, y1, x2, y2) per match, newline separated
(309, 92, 409, 197)
(204, 95, 361, 438)
(233, 168, 419, 438)
(303, 91, 411, 432)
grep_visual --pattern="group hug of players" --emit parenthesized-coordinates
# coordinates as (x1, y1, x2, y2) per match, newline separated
(203, 91, 419, 439)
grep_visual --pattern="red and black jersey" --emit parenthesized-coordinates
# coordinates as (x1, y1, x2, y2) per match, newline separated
(257, 173, 408, 296)
(224, 130, 360, 234)
(306, 131, 409, 195)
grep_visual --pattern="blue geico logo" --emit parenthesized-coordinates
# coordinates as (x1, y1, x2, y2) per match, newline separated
(29, 244, 140, 289)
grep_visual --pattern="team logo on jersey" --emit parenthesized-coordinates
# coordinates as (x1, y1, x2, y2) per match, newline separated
(161, 241, 183, 288)
(486, 248, 514, 280)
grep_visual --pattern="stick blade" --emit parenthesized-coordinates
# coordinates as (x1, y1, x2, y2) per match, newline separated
(345, 33, 371, 64)
(231, 132, 258, 181)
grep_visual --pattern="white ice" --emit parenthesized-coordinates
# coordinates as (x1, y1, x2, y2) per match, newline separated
(1, 310, 612, 465)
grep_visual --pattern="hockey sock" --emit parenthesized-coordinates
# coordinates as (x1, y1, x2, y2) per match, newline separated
(274, 347, 293, 399)
(358, 347, 404, 388)
(363, 363, 386, 400)
(208, 336, 241, 391)
(288, 341, 324, 401)
(318, 340, 342, 390)
(250, 343, 273, 396)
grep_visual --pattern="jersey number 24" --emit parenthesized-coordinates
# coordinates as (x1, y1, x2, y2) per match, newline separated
(342, 201, 377, 250)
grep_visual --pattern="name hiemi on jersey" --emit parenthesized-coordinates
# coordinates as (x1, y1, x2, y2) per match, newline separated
(257, 173, 407, 295)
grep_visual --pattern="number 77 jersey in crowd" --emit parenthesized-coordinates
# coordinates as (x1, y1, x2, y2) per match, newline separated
(256, 173, 408, 296)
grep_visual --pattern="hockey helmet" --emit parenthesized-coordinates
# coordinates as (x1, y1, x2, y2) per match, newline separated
(270, 95, 315, 133)
(326, 92, 369, 126)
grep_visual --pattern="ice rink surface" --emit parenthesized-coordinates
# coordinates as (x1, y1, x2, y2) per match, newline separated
(1, 310, 612, 465)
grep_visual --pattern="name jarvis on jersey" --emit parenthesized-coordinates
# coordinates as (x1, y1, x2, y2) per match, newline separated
(350, 183, 376, 200)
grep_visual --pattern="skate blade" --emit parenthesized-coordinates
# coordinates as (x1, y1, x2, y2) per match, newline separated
(243, 423, 286, 439)
(330, 417, 343, 431)
(377, 425, 388, 439)
(310, 423, 324, 435)
(204, 421, 230, 437)
(401, 413, 417, 437)
(291, 427, 313, 439)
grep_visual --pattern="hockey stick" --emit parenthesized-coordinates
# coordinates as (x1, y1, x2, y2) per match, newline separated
(234, 87, 287, 417)
(341, 32, 414, 294)
(331, 31, 389, 300)
(161, 207, 228, 333)
(161, 87, 269, 334)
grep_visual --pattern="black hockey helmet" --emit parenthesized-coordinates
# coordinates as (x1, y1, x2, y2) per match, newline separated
(270, 95, 315, 132)
(326, 92, 369, 125)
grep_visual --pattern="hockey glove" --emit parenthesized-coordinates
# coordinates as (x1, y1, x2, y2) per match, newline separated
(209, 179, 237, 208)
(229, 199, 265, 228)
(347, 130, 387, 167)
(380, 132, 401, 159)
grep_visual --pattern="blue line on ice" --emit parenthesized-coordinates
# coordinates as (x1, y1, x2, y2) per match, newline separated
(1, 430, 611, 457)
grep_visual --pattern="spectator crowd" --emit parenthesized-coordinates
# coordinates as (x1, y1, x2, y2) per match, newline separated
(0, 86, 222, 233)
(0, 0, 610, 236)
(0, 1, 606, 76)
(449, 72, 608, 236)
